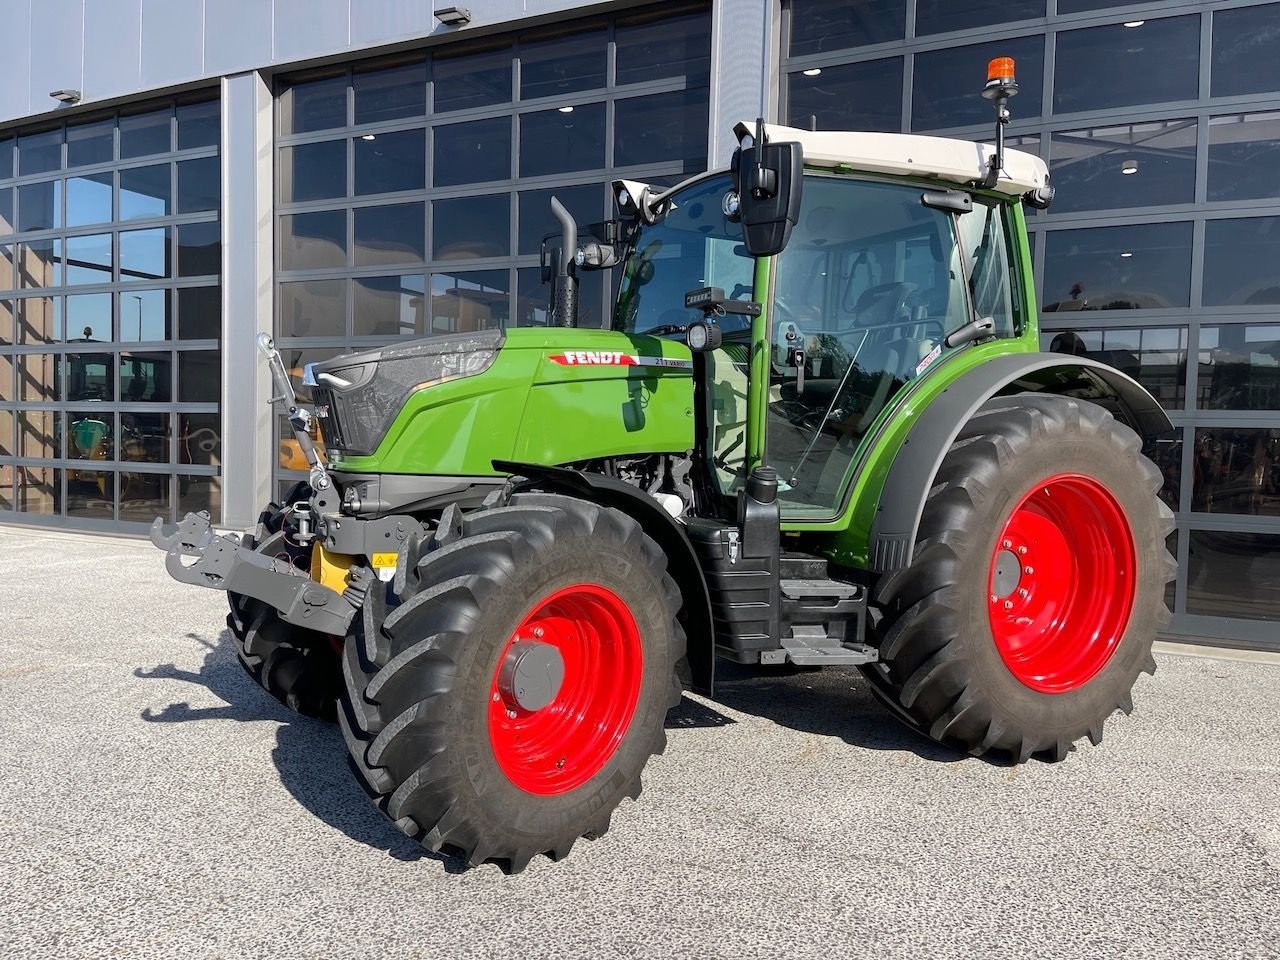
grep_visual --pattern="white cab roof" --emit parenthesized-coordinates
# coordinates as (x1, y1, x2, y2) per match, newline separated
(753, 123, 1049, 197)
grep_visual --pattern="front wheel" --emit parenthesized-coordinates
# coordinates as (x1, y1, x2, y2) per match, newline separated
(865, 394, 1175, 763)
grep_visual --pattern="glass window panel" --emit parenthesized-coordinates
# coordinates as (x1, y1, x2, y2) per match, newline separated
(916, 0, 1044, 36)
(354, 128, 425, 195)
(281, 210, 347, 271)
(519, 26, 607, 100)
(176, 156, 219, 213)
(120, 289, 172, 342)
(120, 227, 170, 283)
(1148, 435, 1183, 512)
(1049, 119, 1197, 214)
(67, 410, 113, 460)
(280, 140, 347, 203)
(67, 470, 114, 519)
(176, 221, 220, 277)
(280, 278, 346, 338)
(0, 409, 12, 455)
(1192, 428, 1280, 517)
(0, 352, 12, 399)
(120, 350, 172, 401)
(518, 184, 602, 256)
(788, 0, 904, 55)
(0, 471, 12, 512)
(787, 58, 904, 133)
(1041, 222, 1193, 311)
(177, 286, 219, 340)
(120, 108, 171, 159)
(1212, 4, 1280, 99)
(279, 347, 343, 403)
(17, 180, 62, 232)
(177, 413, 219, 466)
(913, 36, 1044, 131)
(1, 187, 12, 236)
(354, 60, 426, 125)
(67, 118, 114, 168)
(19, 409, 60, 457)
(1198, 325, 1280, 411)
(429, 269, 509, 333)
(1187, 531, 1280, 620)
(18, 297, 61, 344)
(615, 89, 709, 168)
(433, 117, 511, 187)
(353, 202, 425, 267)
(18, 467, 60, 515)
(1209, 113, 1280, 203)
(433, 42, 512, 113)
(178, 350, 219, 402)
(1, 245, 12, 291)
(520, 103, 606, 177)
(616, 7, 711, 83)
(353, 274, 426, 337)
(177, 475, 221, 525)
(67, 172, 114, 227)
(65, 234, 113, 286)
(119, 470, 170, 523)
(1057, 0, 1138, 11)
(1055, 17, 1199, 115)
(65, 352, 113, 401)
(1045, 326, 1187, 410)
(65, 292, 111, 343)
(0, 136, 10, 178)
(1203, 217, 1280, 307)
(517, 266, 605, 329)
(0, 296, 11, 342)
(20, 238, 63, 289)
(177, 99, 219, 150)
(433, 194, 509, 261)
(281, 73, 348, 134)
(119, 164, 171, 220)
(18, 128, 62, 175)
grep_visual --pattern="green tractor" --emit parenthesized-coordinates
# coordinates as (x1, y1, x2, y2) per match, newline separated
(154, 61, 1174, 873)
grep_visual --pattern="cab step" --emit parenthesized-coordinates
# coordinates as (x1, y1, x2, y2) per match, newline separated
(777, 627, 879, 666)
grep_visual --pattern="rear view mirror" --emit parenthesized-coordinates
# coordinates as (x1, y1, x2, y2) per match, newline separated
(732, 122, 804, 258)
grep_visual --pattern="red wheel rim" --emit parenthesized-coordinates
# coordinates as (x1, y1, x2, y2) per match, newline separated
(488, 584, 643, 795)
(987, 473, 1136, 694)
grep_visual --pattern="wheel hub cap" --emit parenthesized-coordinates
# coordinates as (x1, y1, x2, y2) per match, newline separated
(991, 549, 1022, 599)
(498, 640, 566, 712)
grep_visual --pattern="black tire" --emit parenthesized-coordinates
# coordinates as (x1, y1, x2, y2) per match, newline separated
(339, 493, 686, 873)
(226, 487, 340, 720)
(865, 393, 1175, 763)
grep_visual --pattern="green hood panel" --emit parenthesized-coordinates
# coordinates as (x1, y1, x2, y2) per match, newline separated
(329, 328, 694, 475)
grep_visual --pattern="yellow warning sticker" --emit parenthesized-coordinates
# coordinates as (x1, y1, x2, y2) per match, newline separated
(370, 552, 398, 569)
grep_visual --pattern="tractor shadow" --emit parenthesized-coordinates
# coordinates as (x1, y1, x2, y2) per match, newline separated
(133, 630, 463, 871)
(704, 660, 967, 763)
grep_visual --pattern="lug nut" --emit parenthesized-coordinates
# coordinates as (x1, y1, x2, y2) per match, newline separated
(492, 692, 500, 702)
(1004, 600, 1014, 610)
(1025, 566, 1034, 575)
(1018, 546, 1027, 555)
(533, 627, 544, 639)
(1002, 539, 1012, 549)
(1019, 588, 1029, 598)
(506, 709, 517, 719)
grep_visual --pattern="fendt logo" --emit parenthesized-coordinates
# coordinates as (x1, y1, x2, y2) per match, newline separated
(548, 351, 638, 366)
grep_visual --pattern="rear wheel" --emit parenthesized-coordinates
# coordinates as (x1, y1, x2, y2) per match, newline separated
(866, 394, 1175, 762)
(338, 493, 685, 872)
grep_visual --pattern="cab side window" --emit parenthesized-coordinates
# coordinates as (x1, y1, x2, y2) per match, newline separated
(957, 200, 1019, 337)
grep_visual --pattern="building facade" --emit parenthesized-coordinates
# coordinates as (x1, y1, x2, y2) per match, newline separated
(0, 0, 1276, 648)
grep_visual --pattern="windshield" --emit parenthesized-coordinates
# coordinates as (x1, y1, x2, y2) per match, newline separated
(614, 175, 756, 335)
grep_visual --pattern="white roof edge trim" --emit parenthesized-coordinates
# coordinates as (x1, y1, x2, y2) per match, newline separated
(745, 123, 1048, 197)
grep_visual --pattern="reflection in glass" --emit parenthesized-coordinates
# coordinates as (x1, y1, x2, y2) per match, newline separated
(1203, 217, 1280, 307)
(18, 466, 60, 515)
(354, 61, 426, 125)
(0, 409, 12, 455)
(176, 156, 219, 213)
(177, 286, 219, 340)
(354, 129, 425, 195)
(120, 164, 171, 220)
(65, 234, 113, 286)
(67, 469, 114, 519)
(120, 289, 171, 342)
(787, 59, 903, 133)
(1055, 18, 1199, 115)
(518, 184, 602, 256)
(1198, 325, 1280, 410)
(65, 292, 111, 342)
(788, 0, 903, 55)
(519, 27, 607, 100)
(67, 172, 114, 226)
(67, 410, 113, 460)
(119, 470, 170, 523)
(1041, 222, 1193, 311)
(18, 297, 60, 344)
(616, 7, 711, 83)
(17, 180, 62, 232)
(1146, 435, 1183, 511)
(0, 188, 12, 236)
(19, 410, 60, 457)
(280, 348, 342, 403)
(1187, 531, 1280, 620)
(0, 295, 11, 342)
(67, 119, 115, 167)
(281, 210, 347, 271)
(1193, 428, 1280, 517)
(1208, 113, 1280, 203)
(178, 351, 219, 402)
(0, 353, 12, 399)
(119, 227, 169, 282)
(915, 0, 1044, 36)
(433, 195, 508, 260)
(120, 108, 171, 159)
(178, 475, 221, 525)
(615, 90, 708, 168)
(119, 351, 171, 401)
(20, 238, 63, 289)
(1049, 120, 1196, 214)
(433, 117, 511, 187)
(353, 274, 426, 337)
(177, 99, 219, 150)
(433, 42, 512, 112)
(913, 36, 1043, 131)
(65, 352, 113, 401)
(1045, 326, 1187, 410)
(1211, 4, 1280, 99)
(520, 104, 606, 176)
(517, 266, 604, 329)
(430, 270, 509, 333)
(280, 74, 347, 135)
(177, 413, 218, 465)
(20, 354, 57, 401)
(354, 202, 424, 266)
(280, 279, 346, 338)
(280, 140, 346, 202)
(176, 221, 220, 277)
(18, 128, 62, 176)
